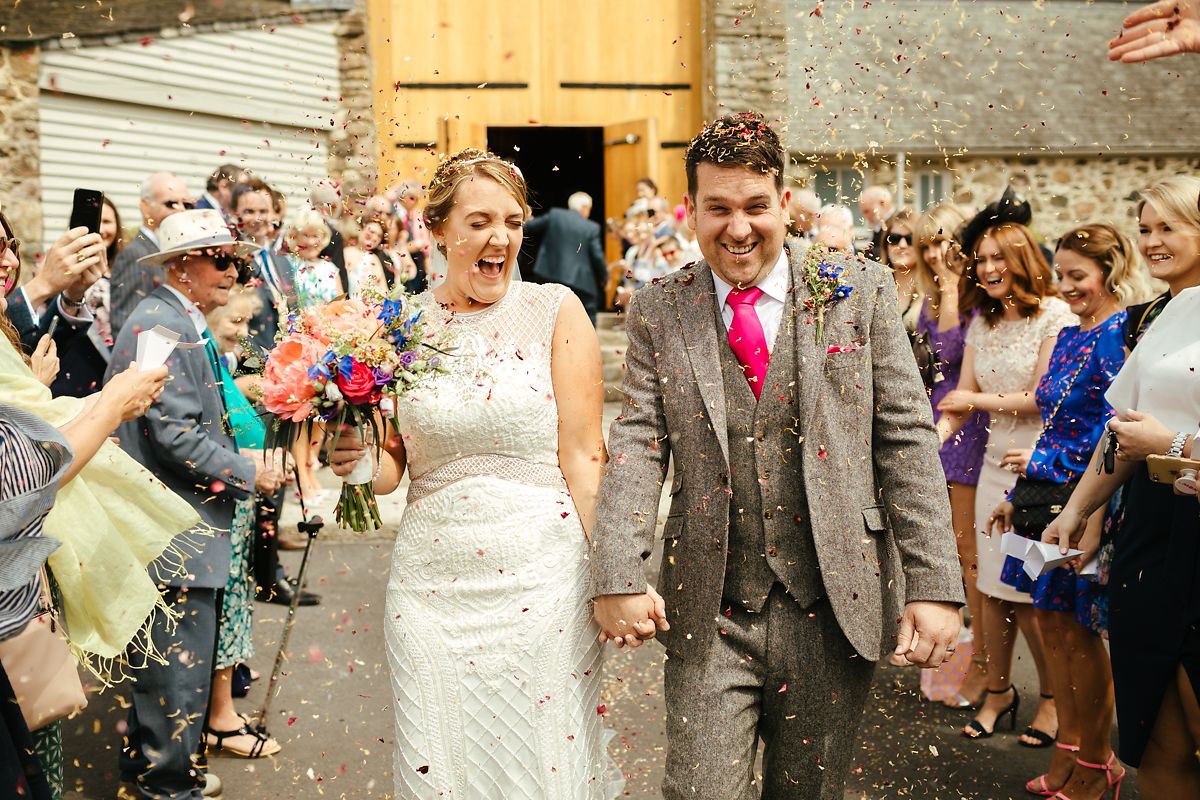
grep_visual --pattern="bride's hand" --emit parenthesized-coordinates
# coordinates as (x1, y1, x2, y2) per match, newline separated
(328, 426, 368, 478)
(629, 585, 671, 640)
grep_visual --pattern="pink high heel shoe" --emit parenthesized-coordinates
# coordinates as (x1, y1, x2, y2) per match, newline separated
(1025, 742, 1079, 796)
(1052, 752, 1125, 800)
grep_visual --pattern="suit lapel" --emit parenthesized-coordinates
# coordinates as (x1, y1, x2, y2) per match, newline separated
(674, 263, 729, 465)
(791, 247, 824, 457)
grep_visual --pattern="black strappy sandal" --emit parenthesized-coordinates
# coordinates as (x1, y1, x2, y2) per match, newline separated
(1019, 693, 1058, 748)
(203, 721, 280, 759)
(962, 685, 1020, 739)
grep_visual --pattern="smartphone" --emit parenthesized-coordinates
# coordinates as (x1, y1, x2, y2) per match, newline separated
(46, 316, 60, 338)
(68, 189, 104, 235)
(1146, 454, 1200, 485)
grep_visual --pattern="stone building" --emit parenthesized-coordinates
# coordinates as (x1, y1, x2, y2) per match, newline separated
(712, 0, 1200, 239)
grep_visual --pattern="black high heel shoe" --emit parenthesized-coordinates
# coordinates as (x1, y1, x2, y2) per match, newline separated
(962, 685, 1019, 739)
(1019, 692, 1058, 748)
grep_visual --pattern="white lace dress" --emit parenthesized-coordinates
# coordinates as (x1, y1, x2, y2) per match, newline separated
(385, 281, 618, 799)
(966, 297, 1076, 602)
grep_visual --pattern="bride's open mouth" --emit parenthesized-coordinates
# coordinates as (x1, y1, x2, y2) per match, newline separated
(476, 255, 505, 278)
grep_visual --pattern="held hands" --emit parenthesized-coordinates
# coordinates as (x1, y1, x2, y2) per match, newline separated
(894, 600, 961, 668)
(1109, 410, 1173, 462)
(101, 363, 168, 422)
(1109, 0, 1200, 63)
(593, 586, 670, 648)
(31, 334, 59, 387)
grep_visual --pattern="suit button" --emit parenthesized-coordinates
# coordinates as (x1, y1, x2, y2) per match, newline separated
(763, 510, 773, 520)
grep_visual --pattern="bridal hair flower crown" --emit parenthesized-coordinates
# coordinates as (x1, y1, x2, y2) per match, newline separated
(427, 150, 524, 196)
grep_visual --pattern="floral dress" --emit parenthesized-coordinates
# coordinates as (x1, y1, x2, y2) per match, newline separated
(999, 312, 1126, 615)
(291, 255, 342, 308)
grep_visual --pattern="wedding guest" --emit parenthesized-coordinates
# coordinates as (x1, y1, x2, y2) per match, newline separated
(816, 204, 856, 253)
(310, 178, 349, 292)
(1045, 175, 1200, 797)
(525, 191, 608, 322)
(107, 209, 282, 800)
(194, 163, 245, 226)
(991, 224, 1148, 797)
(860, 185, 895, 260)
(109, 171, 192, 339)
(937, 208, 1076, 744)
(394, 180, 431, 291)
(285, 210, 340, 501)
(50, 197, 123, 397)
(880, 210, 922, 333)
(616, 200, 667, 306)
(344, 215, 388, 295)
(201, 288, 282, 759)
(655, 235, 688, 275)
(786, 187, 820, 242)
(912, 203, 990, 707)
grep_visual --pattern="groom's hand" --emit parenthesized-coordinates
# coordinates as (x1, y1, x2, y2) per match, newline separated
(894, 600, 960, 668)
(594, 592, 669, 648)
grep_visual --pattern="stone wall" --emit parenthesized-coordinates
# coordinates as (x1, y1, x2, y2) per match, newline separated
(0, 44, 42, 247)
(800, 153, 1200, 244)
(328, 0, 377, 212)
(706, 0, 788, 124)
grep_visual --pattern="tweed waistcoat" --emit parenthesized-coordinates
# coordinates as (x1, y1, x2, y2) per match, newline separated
(717, 294, 824, 612)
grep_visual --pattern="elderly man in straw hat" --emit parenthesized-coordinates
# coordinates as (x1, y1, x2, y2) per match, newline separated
(107, 209, 284, 800)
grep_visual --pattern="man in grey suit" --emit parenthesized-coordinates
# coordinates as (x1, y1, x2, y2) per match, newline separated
(591, 113, 965, 799)
(108, 209, 281, 800)
(525, 191, 608, 322)
(109, 172, 193, 340)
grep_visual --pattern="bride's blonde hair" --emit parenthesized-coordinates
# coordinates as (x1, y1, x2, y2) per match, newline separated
(423, 149, 531, 254)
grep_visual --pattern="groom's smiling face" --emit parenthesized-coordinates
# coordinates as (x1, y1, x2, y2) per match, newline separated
(685, 162, 790, 289)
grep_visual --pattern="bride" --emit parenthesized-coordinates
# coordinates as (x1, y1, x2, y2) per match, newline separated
(329, 149, 661, 798)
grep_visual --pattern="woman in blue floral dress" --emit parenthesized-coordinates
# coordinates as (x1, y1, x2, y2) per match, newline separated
(991, 225, 1150, 797)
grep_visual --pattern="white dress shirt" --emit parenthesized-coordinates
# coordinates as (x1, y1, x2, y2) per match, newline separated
(711, 248, 789, 352)
(139, 226, 159, 247)
(164, 285, 209, 338)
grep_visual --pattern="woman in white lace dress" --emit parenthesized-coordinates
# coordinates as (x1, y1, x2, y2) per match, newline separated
(330, 150, 642, 799)
(937, 222, 1076, 744)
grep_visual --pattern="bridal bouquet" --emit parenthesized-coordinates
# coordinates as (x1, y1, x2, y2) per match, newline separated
(258, 289, 450, 531)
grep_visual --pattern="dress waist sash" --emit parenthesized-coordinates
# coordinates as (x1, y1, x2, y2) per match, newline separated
(406, 453, 568, 502)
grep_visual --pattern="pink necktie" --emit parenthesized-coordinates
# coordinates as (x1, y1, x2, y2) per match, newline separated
(726, 286, 769, 399)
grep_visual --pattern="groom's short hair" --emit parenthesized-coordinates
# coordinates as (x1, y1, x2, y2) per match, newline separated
(685, 111, 785, 198)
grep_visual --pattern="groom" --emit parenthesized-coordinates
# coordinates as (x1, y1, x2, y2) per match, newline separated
(591, 113, 965, 799)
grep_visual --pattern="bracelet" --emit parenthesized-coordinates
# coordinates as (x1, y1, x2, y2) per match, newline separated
(61, 294, 84, 308)
(1167, 431, 1189, 458)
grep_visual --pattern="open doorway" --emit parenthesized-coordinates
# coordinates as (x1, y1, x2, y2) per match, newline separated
(487, 126, 605, 280)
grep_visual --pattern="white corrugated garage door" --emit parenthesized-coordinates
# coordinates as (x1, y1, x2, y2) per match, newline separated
(38, 20, 340, 250)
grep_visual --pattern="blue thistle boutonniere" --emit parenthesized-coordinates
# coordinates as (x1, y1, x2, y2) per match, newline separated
(801, 244, 853, 343)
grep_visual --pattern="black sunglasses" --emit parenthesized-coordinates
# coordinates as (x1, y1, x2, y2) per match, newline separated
(163, 200, 196, 211)
(0, 236, 20, 259)
(886, 232, 913, 246)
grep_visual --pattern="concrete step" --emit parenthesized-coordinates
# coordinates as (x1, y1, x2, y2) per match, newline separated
(596, 312, 628, 402)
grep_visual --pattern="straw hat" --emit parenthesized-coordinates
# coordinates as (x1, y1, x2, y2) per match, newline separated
(138, 209, 261, 266)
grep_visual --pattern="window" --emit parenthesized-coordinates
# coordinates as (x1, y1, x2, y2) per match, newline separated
(813, 167, 865, 225)
(916, 172, 949, 210)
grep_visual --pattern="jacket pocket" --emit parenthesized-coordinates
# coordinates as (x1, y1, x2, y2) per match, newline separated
(862, 505, 889, 533)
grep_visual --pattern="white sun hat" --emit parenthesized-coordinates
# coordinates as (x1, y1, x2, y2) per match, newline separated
(138, 208, 261, 265)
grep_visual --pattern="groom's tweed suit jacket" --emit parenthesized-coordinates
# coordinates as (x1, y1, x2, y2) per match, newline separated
(592, 247, 965, 661)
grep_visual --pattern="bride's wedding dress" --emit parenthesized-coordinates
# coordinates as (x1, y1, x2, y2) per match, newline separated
(386, 281, 619, 799)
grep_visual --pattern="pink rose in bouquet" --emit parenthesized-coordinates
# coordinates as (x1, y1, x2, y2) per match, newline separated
(312, 298, 379, 341)
(262, 333, 328, 422)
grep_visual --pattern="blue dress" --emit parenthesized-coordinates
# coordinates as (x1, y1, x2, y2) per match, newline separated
(999, 312, 1127, 619)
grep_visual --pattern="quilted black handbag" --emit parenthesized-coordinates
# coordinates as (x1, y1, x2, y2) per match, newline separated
(1009, 477, 1078, 536)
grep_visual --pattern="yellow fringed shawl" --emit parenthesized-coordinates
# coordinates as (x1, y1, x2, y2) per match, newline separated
(0, 336, 202, 683)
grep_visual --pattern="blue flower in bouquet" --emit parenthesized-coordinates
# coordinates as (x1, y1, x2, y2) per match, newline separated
(307, 350, 337, 381)
(336, 354, 355, 380)
(379, 297, 405, 325)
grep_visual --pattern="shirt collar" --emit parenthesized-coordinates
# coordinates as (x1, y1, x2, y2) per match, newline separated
(139, 226, 159, 247)
(711, 247, 790, 308)
(163, 285, 208, 338)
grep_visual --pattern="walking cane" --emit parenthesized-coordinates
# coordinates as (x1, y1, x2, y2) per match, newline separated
(255, 463, 323, 733)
